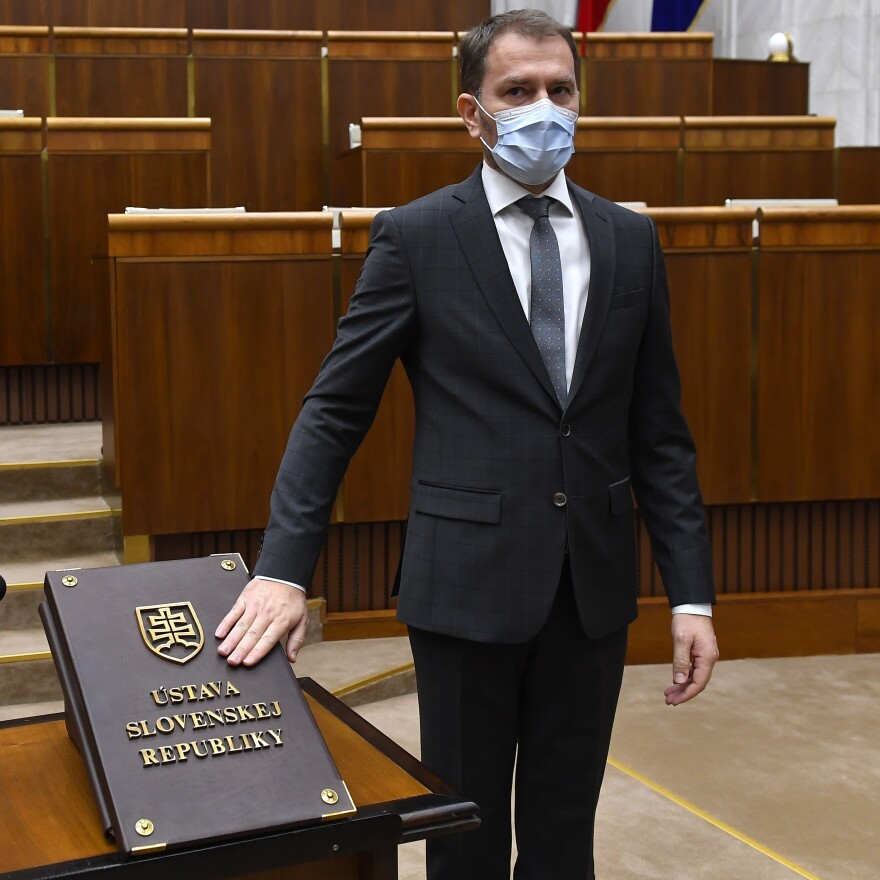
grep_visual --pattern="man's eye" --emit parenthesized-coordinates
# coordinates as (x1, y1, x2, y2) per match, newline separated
(508, 87, 523, 96)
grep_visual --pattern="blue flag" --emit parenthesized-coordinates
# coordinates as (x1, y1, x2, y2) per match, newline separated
(651, 0, 706, 31)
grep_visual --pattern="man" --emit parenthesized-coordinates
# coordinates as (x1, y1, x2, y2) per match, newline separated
(216, 10, 719, 878)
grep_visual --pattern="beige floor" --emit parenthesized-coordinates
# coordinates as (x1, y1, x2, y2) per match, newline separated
(356, 654, 880, 880)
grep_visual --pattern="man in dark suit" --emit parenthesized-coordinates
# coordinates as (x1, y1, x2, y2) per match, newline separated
(216, 9, 718, 878)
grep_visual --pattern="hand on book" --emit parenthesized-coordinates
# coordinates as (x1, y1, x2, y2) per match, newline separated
(215, 579, 309, 667)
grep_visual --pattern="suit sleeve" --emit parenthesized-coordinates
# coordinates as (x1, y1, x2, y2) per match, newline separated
(627, 216, 716, 607)
(254, 210, 418, 587)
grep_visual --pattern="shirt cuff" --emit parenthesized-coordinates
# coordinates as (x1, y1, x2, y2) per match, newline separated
(255, 575, 307, 594)
(671, 603, 712, 617)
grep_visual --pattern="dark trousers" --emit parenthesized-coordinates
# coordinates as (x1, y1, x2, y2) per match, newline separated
(409, 562, 628, 880)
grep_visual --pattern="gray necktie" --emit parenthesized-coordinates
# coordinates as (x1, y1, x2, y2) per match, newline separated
(517, 195, 567, 407)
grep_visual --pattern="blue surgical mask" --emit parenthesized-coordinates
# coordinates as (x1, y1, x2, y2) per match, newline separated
(475, 96, 578, 186)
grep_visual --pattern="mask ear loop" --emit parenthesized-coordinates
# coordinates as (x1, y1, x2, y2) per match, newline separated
(470, 95, 499, 157)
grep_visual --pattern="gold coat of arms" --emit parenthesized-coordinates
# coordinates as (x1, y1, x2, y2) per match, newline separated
(136, 602, 204, 664)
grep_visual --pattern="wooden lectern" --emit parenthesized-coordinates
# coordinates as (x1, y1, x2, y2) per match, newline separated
(0, 678, 479, 879)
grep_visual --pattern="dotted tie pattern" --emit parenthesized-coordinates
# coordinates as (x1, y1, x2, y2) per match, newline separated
(517, 195, 567, 408)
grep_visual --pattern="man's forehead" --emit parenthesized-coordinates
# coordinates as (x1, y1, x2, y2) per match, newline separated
(483, 32, 576, 78)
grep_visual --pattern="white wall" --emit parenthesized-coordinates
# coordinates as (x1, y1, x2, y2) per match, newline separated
(704, 0, 880, 146)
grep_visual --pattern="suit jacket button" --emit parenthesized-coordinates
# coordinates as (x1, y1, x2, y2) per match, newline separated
(561, 423, 571, 436)
(553, 492, 567, 507)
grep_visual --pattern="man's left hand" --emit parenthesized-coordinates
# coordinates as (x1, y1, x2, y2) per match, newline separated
(665, 614, 719, 706)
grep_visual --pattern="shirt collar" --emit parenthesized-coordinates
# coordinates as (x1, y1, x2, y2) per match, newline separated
(481, 161, 574, 218)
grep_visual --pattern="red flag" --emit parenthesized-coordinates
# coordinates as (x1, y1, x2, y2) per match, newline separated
(577, 0, 613, 32)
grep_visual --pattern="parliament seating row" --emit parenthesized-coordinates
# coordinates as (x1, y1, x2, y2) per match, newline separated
(0, 116, 210, 366)
(4, 111, 878, 375)
(0, 0, 491, 31)
(337, 115, 845, 207)
(0, 27, 811, 213)
(104, 207, 880, 552)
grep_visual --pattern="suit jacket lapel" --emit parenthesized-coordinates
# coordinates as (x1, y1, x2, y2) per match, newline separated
(568, 184, 615, 405)
(450, 167, 560, 407)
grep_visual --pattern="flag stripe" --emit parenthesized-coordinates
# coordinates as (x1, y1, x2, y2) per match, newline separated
(651, 0, 706, 31)
(577, 0, 614, 32)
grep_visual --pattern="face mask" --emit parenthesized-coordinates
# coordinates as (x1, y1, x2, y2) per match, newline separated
(475, 96, 578, 186)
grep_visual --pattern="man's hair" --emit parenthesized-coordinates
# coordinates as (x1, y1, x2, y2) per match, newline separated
(459, 9, 579, 97)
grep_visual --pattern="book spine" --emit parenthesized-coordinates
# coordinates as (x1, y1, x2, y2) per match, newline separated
(39, 599, 116, 841)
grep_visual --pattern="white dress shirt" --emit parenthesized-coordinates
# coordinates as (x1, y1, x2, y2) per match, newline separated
(258, 164, 710, 618)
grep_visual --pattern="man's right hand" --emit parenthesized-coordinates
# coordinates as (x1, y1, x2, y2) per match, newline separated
(215, 578, 309, 667)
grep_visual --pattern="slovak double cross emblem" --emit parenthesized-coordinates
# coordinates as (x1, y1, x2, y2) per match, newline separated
(136, 602, 204, 664)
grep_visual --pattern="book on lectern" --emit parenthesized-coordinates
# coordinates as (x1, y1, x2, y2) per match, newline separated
(39, 553, 355, 856)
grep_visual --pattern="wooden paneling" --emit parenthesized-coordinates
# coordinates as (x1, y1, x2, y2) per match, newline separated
(108, 213, 335, 536)
(0, 363, 100, 424)
(582, 34, 713, 117)
(193, 30, 323, 211)
(152, 521, 407, 614)
(1, 0, 490, 29)
(0, 1, 48, 25)
(53, 27, 188, 117)
(345, 116, 477, 207)
(682, 116, 836, 205)
(219, 0, 488, 31)
(627, 589, 880, 665)
(639, 498, 880, 599)
(683, 116, 835, 149)
(757, 209, 880, 502)
(584, 33, 714, 59)
(47, 118, 210, 364)
(343, 117, 682, 208)
(151, 498, 880, 615)
(327, 33, 457, 203)
(347, 115, 840, 208)
(51, 0, 186, 27)
(0, 27, 51, 116)
(837, 147, 880, 205)
(568, 117, 680, 205)
(711, 59, 809, 116)
(0, 117, 45, 365)
(583, 58, 711, 116)
(338, 211, 414, 523)
(647, 208, 755, 504)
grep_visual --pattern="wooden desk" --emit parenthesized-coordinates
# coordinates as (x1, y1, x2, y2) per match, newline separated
(581, 33, 713, 117)
(327, 32, 458, 204)
(48, 117, 210, 364)
(681, 115, 836, 205)
(193, 29, 324, 211)
(711, 59, 809, 116)
(52, 27, 189, 117)
(337, 116, 682, 208)
(0, 0, 490, 28)
(646, 207, 755, 505)
(837, 147, 880, 204)
(756, 207, 880, 502)
(0, 678, 478, 879)
(106, 212, 334, 537)
(0, 25, 51, 116)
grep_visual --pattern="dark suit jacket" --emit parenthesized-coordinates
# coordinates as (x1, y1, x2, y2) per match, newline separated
(254, 165, 715, 644)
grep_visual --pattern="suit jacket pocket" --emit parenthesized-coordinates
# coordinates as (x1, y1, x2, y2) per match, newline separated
(609, 476, 633, 515)
(414, 481, 502, 524)
(608, 288, 647, 310)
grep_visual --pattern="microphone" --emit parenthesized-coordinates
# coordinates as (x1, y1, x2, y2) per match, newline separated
(0, 575, 6, 602)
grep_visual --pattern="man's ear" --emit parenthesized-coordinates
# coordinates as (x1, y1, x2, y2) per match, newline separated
(457, 93, 482, 140)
